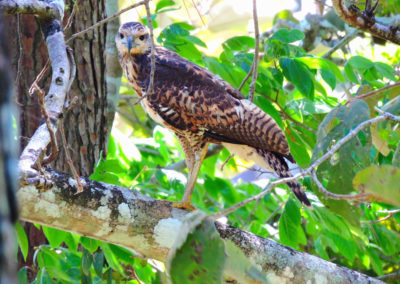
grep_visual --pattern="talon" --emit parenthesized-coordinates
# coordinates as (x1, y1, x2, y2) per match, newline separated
(170, 201, 196, 211)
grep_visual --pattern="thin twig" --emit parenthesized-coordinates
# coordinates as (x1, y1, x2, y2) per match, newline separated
(347, 82, 400, 105)
(33, 82, 59, 165)
(190, 0, 206, 26)
(378, 270, 400, 281)
(265, 202, 285, 224)
(238, 62, 253, 91)
(59, 120, 84, 194)
(247, 0, 260, 102)
(311, 170, 366, 200)
(363, 209, 400, 224)
(220, 154, 234, 171)
(264, 95, 317, 134)
(371, 0, 380, 13)
(209, 111, 400, 219)
(66, 0, 147, 43)
(144, 0, 156, 96)
(29, 60, 50, 96)
(322, 29, 361, 59)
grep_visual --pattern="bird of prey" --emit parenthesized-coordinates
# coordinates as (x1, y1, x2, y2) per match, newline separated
(116, 22, 311, 210)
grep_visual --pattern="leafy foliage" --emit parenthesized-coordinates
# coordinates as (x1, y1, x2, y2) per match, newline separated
(17, 0, 400, 282)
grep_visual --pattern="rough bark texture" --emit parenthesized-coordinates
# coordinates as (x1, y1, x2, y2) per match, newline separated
(332, 0, 400, 45)
(6, 0, 114, 277)
(17, 169, 383, 284)
(58, 0, 109, 176)
(0, 13, 18, 284)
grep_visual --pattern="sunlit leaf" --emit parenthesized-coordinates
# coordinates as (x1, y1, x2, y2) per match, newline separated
(279, 199, 307, 249)
(271, 28, 304, 43)
(43, 226, 67, 248)
(353, 165, 400, 206)
(15, 222, 28, 261)
(280, 58, 314, 98)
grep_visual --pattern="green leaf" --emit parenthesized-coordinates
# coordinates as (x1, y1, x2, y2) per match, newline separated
(320, 69, 336, 90)
(15, 222, 28, 261)
(271, 28, 304, 43)
(169, 219, 225, 283)
(80, 237, 100, 253)
(367, 247, 383, 275)
(102, 243, 124, 273)
(353, 165, 400, 206)
(382, 94, 400, 115)
(155, 0, 175, 12)
(349, 56, 374, 70)
(18, 267, 28, 284)
(326, 232, 356, 262)
(279, 58, 314, 98)
(254, 96, 283, 128)
(344, 62, 359, 84)
(38, 268, 53, 284)
(295, 57, 345, 82)
(64, 232, 79, 251)
(224, 36, 255, 51)
(273, 10, 299, 25)
(82, 248, 93, 276)
(42, 226, 67, 248)
(279, 199, 307, 249)
(374, 62, 396, 81)
(314, 237, 329, 260)
(94, 251, 104, 277)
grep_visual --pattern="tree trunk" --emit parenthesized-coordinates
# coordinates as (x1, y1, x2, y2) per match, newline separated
(5, 0, 121, 279)
(0, 13, 18, 284)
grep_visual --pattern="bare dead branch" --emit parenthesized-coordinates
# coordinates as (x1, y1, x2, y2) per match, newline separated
(29, 60, 50, 96)
(34, 82, 59, 165)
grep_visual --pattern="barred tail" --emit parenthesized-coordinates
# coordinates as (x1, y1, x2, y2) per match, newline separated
(257, 149, 311, 207)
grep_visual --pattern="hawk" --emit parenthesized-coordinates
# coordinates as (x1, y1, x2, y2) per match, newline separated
(116, 22, 311, 210)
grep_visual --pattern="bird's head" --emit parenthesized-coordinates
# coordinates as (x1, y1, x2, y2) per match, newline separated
(116, 22, 150, 56)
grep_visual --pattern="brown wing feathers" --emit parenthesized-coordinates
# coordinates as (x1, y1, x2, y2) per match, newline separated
(117, 26, 310, 206)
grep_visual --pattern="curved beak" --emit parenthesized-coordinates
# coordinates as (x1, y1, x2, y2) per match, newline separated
(127, 35, 133, 52)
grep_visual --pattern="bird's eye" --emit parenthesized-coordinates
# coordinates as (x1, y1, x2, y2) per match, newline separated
(120, 33, 124, 39)
(139, 35, 145, 41)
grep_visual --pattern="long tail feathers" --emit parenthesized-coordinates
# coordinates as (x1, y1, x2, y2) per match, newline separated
(257, 150, 311, 207)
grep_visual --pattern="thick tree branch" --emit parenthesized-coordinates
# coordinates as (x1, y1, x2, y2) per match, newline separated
(0, 0, 64, 20)
(332, 0, 400, 45)
(17, 168, 382, 283)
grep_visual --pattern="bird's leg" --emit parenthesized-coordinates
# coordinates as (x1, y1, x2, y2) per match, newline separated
(171, 143, 208, 210)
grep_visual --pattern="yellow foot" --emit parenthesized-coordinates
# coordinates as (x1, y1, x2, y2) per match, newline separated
(170, 201, 196, 211)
